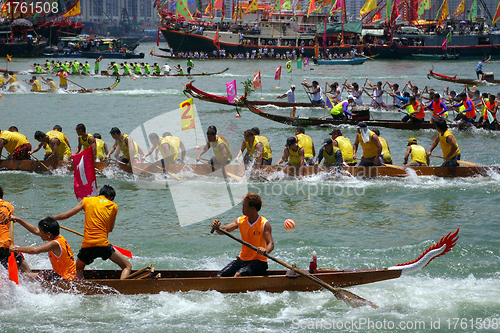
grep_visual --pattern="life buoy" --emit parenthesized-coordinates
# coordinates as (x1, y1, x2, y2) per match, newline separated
(390, 43, 397, 52)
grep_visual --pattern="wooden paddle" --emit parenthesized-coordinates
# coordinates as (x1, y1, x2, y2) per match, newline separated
(28, 152, 50, 170)
(66, 78, 87, 91)
(8, 221, 19, 284)
(382, 163, 407, 170)
(59, 225, 133, 258)
(200, 158, 244, 181)
(430, 154, 478, 167)
(211, 225, 377, 308)
(111, 158, 155, 175)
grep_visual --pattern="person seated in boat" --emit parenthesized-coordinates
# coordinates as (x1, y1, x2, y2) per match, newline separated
(196, 127, 232, 168)
(480, 94, 498, 125)
(3, 72, 18, 92)
(0, 186, 30, 274)
(476, 55, 491, 80)
(363, 79, 386, 108)
(211, 192, 274, 277)
(174, 64, 184, 75)
(41, 77, 57, 91)
(52, 185, 132, 280)
(143, 132, 186, 168)
(329, 128, 357, 166)
(352, 122, 383, 167)
(82, 61, 91, 75)
(427, 118, 461, 167)
(302, 80, 324, 105)
(0, 74, 5, 89)
(344, 79, 363, 106)
(121, 62, 131, 75)
(295, 127, 315, 165)
(404, 138, 429, 166)
(133, 62, 142, 75)
(56, 68, 68, 90)
(275, 137, 306, 176)
(372, 129, 392, 165)
(426, 93, 448, 124)
(399, 96, 425, 123)
(314, 138, 342, 174)
(325, 82, 341, 102)
(385, 81, 401, 108)
(277, 85, 295, 103)
(234, 130, 272, 166)
(106, 127, 141, 166)
(92, 133, 108, 162)
(108, 62, 120, 76)
(74, 123, 96, 156)
(0, 129, 31, 160)
(329, 95, 355, 121)
(162, 63, 171, 75)
(9, 216, 76, 281)
(32, 129, 72, 162)
(452, 92, 476, 123)
(23, 76, 41, 92)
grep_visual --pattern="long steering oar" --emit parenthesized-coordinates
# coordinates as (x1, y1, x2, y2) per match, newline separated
(59, 225, 133, 258)
(66, 78, 87, 91)
(8, 221, 19, 284)
(28, 152, 50, 170)
(430, 154, 478, 167)
(211, 225, 377, 308)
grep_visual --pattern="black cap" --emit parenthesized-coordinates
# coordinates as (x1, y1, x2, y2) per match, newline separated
(285, 136, 296, 147)
(328, 128, 342, 136)
(356, 122, 367, 128)
(323, 138, 333, 145)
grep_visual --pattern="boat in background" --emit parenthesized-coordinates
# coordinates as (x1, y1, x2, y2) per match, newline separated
(411, 53, 460, 60)
(427, 69, 500, 85)
(313, 57, 368, 65)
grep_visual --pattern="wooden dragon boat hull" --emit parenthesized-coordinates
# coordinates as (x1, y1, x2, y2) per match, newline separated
(313, 57, 368, 65)
(100, 67, 229, 77)
(427, 69, 500, 85)
(30, 77, 120, 93)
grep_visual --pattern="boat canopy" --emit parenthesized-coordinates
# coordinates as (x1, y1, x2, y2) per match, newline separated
(362, 29, 385, 36)
(317, 21, 363, 34)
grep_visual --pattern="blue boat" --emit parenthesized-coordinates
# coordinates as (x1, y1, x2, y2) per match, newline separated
(313, 57, 368, 65)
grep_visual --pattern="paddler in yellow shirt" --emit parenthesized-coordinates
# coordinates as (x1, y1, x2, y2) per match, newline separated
(352, 122, 383, 166)
(372, 128, 392, 165)
(74, 123, 96, 156)
(143, 132, 186, 166)
(295, 127, 315, 165)
(0, 129, 32, 160)
(24, 76, 41, 92)
(41, 77, 57, 91)
(234, 129, 272, 166)
(196, 127, 232, 167)
(93, 133, 108, 162)
(275, 136, 306, 177)
(427, 118, 461, 167)
(32, 129, 72, 162)
(404, 138, 429, 166)
(106, 127, 142, 165)
(56, 67, 68, 90)
(329, 128, 357, 166)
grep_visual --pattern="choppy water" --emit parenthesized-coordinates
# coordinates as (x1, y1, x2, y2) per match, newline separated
(0, 43, 499, 332)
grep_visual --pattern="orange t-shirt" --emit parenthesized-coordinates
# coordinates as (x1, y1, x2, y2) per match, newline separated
(0, 200, 14, 248)
(238, 215, 269, 262)
(48, 235, 76, 280)
(81, 196, 118, 248)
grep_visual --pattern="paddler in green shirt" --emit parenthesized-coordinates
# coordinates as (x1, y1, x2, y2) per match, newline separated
(153, 63, 161, 75)
(63, 61, 70, 72)
(186, 57, 194, 74)
(45, 60, 51, 72)
(142, 63, 151, 75)
(72, 60, 80, 74)
(122, 62, 131, 75)
(82, 61, 91, 74)
(36, 64, 43, 74)
(94, 56, 102, 74)
(133, 62, 142, 75)
(110, 62, 120, 75)
(174, 64, 183, 75)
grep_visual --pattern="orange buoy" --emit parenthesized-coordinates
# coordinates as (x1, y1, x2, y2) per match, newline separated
(284, 219, 296, 229)
(472, 85, 476, 89)
(235, 113, 241, 118)
(133, 77, 136, 81)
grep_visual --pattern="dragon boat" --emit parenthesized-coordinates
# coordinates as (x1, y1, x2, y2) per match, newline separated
(427, 69, 500, 85)
(31, 76, 120, 93)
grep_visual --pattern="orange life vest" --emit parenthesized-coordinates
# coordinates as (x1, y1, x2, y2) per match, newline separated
(238, 215, 269, 262)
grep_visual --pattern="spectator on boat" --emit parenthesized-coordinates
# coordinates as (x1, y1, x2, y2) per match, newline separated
(9, 216, 76, 281)
(0, 186, 30, 273)
(302, 80, 324, 105)
(476, 55, 491, 80)
(426, 93, 448, 123)
(0, 128, 31, 160)
(234, 129, 272, 166)
(52, 185, 132, 280)
(295, 127, 315, 165)
(196, 127, 231, 167)
(427, 118, 461, 167)
(372, 129, 392, 165)
(32, 129, 72, 162)
(404, 138, 429, 166)
(277, 85, 295, 103)
(314, 138, 342, 174)
(452, 92, 476, 123)
(352, 122, 383, 166)
(211, 192, 274, 277)
(330, 128, 357, 166)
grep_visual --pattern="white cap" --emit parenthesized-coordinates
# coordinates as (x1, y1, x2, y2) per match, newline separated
(347, 95, 354, 100)
(291, 85, 296, 89)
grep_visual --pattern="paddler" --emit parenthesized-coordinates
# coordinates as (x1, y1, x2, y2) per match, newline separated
(0, 186, 30, 273)
(32, 129, 72, 162)
(174, 64, 184, 75)
(153, 63, 161, 75)
(385, 81, 401, 108)
(94, 56, 102, 75)
(45, 59, 52, 72)
(0, 73, 4, 89)
(133, 62, 142, 75)
(71, 60, 80, 74)
(74, 123, 96, 156)
(302, 80, 324, 105)
(0, 128, 32, 160)
(372, 129, 392, 165)
(9, 216, 76, 281)
(427, 118, 461, 167)
(106, 127, 141, 165)
(4, 72, 18, 92)
(196, 127, 232, 167)
(81, 61, 91, 75)
(56, 67, 68, 90)
(403, 138, 429, 166)
(452, 92, 476, 123)
(162, 63, 172, 74)
(234, 129, 272, 166)
(52, 185, 132, 280)
(329, 128, 357, 166)
(476, 55, 491, 80)
(211, 192, 274, 277)
(426, 93, 448, 123)
(314, 138, 342, 174)
(142, 63, 151, 75)
(480, 94, 498, 125)
(143, 132, 186, 167)
(109, 62, 120, 76)
(325, 81, 341, 101)
(93, 133, 108, 162)
(330, 95, 355, 120)
(295, 127, 315, 165)
(24, 76, 41, 92)
(399, 96, 425, 123)
(121, 62, 131, 75)
(186, 57, 194, 75)
(344, 79, 364, 106)
(363, 79, 385, 108)
(352, 122, 383, 166)
(277, 85, 295, 103)
(251, 127, 272, 162)
(275, 137, 306, 177)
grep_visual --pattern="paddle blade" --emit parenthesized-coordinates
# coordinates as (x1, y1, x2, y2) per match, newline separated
(114, 246, 132, 259)
(335, 288, 378, 308)
(8, 252, 19, 285)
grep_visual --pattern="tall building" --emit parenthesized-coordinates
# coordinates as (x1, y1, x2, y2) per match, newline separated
(80, 0, 156, 23)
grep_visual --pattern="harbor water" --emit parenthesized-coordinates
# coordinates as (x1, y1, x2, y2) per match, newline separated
(0, 43, 499, 332)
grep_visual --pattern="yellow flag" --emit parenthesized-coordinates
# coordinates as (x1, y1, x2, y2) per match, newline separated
(62, 0, 81, 18)
(359, 0, 377, 18)
(245, 0, 259, 14)
(180, 98, 195, 131)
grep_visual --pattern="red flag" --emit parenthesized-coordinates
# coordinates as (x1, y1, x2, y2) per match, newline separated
(213, 27, 220, 51)
(8, 252, 18, 284)
(157, 29, 160, 46)
(253, 71, 261, 90)
(72, 147, 98, 202)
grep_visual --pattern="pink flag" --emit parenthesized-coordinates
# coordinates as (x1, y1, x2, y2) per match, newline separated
(72, 147, 98, 202)
(226, 79, 237, 104)
(441, 38, 447, 51)
(275, 66, 281, 80)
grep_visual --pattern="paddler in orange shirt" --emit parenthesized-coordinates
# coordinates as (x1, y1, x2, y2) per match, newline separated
(52, 185, 132, 280)
(9, 216, 76, 281)
(211, 193, 274, 277)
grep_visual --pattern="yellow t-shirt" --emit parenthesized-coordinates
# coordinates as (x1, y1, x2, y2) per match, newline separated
(81, 196, 118, 248)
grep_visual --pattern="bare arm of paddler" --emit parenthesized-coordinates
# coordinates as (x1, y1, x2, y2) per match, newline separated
(196, 140, 210, 162)
(443, 135, 459, 161)
(255, 142, 264, 165)
(9, 216, 61, 256)
(0, 138, 7, 157)
(352, 135, 359, 161)
(371, 133, 383, 166)
(48, 137, 60, 160)
(105, 140, 118, 159)
(234, 139, 248, 164)
(52, 201, 83, 220)
(274, 147, 290, 165)
(179, 140, 186, 162)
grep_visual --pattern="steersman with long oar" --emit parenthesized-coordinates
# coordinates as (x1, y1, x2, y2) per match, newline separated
(210, 192, 377, 308)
